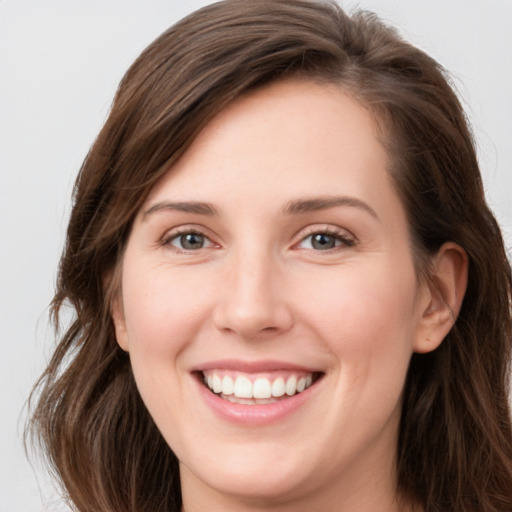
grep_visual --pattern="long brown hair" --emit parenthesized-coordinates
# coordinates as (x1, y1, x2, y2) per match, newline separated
(28, 1, 512, 510)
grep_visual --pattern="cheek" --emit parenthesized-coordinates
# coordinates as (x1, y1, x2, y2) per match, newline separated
(121, 262, 215, 358)
(303, 259, 419, 431)
(298, 256, 419, 390)
(307, 261, 417, 338)
(119, 263, 208, 433)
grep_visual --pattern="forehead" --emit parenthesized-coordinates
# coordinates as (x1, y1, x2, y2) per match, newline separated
(145, 79, 393, 208)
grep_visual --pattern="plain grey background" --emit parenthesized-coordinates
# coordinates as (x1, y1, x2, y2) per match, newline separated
(1, 1, 511, 510)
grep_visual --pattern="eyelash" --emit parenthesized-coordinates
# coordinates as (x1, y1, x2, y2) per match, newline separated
(161, 229, 216, 253)
(161, 226, 355, 253)
(295, 226, 355, 252)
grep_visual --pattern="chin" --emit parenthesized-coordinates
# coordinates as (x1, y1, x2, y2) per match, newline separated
(181, 456, 318, 504)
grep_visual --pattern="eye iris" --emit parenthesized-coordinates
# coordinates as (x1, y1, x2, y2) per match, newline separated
(180, 233, 204, 250)
(311, 233, 335, 250)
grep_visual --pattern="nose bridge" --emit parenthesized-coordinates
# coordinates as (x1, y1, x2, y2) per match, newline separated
(213, 242, 292, 338)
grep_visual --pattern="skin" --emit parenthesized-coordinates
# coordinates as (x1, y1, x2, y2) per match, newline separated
(113, 79, 467, 512)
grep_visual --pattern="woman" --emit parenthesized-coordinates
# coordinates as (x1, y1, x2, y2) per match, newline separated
(28, 1, 512, 510)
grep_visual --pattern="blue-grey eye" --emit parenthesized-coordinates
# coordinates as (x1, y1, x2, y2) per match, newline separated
(298, 231, 352, 251)
(310, 233, 337, 250)
(171, 232, 207, 250)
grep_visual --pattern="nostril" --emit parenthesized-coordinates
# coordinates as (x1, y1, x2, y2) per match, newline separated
(213, 307, 293, 339)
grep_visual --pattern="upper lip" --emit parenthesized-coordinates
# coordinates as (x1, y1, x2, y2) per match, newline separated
(192, 358, 323, 374)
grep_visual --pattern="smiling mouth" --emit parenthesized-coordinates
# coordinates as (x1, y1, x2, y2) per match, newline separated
(200, 369, 322, 405)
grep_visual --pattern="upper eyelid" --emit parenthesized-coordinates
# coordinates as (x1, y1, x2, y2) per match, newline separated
(161, 224, 215, 240)
(159, 226, 219, 250)
(293, 224, 356, 241)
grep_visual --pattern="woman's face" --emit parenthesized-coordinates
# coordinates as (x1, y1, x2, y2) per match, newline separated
(113, 79, 434, 509)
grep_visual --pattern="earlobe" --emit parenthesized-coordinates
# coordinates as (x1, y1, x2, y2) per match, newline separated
(414, 242, 468, 354)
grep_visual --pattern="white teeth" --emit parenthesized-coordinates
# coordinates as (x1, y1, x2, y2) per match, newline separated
(271, 377, 285, 397)
(234, 375, 253, 398)
(203, 371, 316, 400)
(212, 374, 222, 394)
(253, 378, 272, 399)
(221, 375, 234, 395)
(285, 376, 297, 396)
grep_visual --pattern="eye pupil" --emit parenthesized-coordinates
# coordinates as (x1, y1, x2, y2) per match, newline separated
(312, 233, 335, 250)
(180, 233, 204, 250)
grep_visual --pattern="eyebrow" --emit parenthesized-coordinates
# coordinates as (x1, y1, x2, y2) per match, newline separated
(142, 196, 377, 219)
(283, 196, 378, 218)
(142, 201, 218, 218)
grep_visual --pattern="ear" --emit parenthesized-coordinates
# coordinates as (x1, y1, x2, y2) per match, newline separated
(413, 242, 468, 354)
(111, 291, 130, 352)
(104, 264, 130, 352)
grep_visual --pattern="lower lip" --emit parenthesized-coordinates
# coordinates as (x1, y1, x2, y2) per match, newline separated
(195, 375, 320, 426)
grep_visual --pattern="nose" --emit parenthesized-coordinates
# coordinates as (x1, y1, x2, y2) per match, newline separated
(212, 250, 294, 340)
